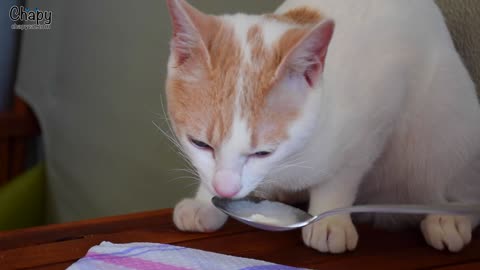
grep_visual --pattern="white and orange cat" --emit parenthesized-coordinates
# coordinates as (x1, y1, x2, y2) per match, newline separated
(165, 0, 480, 253)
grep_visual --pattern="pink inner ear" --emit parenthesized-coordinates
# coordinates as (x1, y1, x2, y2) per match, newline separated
(172, 33, 192, 66)
(282, 20, 335, 88)
(176, 50, 189, 66)
(303, 45, 328, 87)
(304, 62, 321, 87)
(166, 0, 204, 66)
(169, 11, 194, 63)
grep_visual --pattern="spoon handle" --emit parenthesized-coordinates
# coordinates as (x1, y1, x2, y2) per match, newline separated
(313, 203, 480, 222)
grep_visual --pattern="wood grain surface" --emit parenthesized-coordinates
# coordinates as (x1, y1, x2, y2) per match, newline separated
(0, 209, 478, 270)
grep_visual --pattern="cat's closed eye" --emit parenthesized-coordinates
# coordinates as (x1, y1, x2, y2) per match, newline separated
(189, 137, 212, 150)
(251, 151, 273, 158)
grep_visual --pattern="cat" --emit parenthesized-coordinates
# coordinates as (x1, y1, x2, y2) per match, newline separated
(165, 0, 480, 253)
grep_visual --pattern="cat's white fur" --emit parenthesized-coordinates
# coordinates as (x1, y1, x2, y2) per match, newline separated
(170, 0, 480, 253)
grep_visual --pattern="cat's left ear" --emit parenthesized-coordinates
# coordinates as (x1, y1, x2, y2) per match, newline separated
(276, 20, 335, 87)
(166, 0, 213, 67)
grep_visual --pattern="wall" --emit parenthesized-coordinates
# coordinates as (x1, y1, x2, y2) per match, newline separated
(15, 0, 283, 223)
(0, 0, 22, 111)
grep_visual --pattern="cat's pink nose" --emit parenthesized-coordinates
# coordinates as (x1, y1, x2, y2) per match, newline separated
(213, 170, 241, 198)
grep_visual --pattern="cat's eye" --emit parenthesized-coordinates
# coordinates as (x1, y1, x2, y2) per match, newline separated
(252, 151, 272, 158)
(190, 138, 212, 150)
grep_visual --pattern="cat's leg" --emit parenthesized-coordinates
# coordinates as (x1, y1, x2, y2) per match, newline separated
(173, 184, 227, 232)
(302, 169, 360, 253)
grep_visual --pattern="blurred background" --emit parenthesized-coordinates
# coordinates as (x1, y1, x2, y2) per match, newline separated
(0, 0, 478, 230)
(0, 0, 283, 230)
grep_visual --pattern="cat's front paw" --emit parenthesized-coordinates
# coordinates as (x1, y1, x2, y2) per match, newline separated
(173, 199, 227, 233)
(421, 214, 472, 252)
(302, 215, 358, 253)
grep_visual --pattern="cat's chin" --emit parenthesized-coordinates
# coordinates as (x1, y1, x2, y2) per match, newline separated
(251, 188, 309, 206)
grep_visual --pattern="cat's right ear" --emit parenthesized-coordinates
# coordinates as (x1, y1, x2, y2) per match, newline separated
(275, 19, 334, 88)
(166, 0, 213, 67)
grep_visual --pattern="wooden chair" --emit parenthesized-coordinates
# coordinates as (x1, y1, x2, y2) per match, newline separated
(0, 96, 40, 186)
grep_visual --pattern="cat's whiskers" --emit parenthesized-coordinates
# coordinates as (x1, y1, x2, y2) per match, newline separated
(171, 168, 200, 177)
(167, 170, 201, 189)
(169, 175, 200, 182)
(277, 152, 304, 166)
(159, 93, 177, 143)
(271, 157, 312, 173)
(154, 97, 203, 182)
(153, 93, 189, 155)
(154, 122, 182, 150)
(268, 157, 301, 173)
(151, 115, 197, 164)
(152, 120, 202, 182)
(258, 179, 277, 187)
(278, 163, 313, 170)
(169, 178, 201, 190)
(267, 156, 332, 184)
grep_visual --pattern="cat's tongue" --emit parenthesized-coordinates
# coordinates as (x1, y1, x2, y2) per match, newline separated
(213, 170, 241, 198)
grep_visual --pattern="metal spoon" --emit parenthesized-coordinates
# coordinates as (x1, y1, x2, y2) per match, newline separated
(212, 196, 480, 232)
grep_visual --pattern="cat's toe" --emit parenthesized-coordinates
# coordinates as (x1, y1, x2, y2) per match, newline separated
(421, 215, 472, 252)
(302, 215, 358, 254)
(173, 198, 227, 232)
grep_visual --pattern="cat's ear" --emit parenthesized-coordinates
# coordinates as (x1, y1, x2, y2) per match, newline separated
(276, 20, 335, 87)
(166, 0, 213, 67)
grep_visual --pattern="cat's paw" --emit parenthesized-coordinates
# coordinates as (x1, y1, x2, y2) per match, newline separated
(302, 215, 358, 253)
(173, 199, 228, 233)
(421, 214, 472, 252)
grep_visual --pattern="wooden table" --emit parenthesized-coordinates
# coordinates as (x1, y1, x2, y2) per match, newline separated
(0, 209, 479, 270)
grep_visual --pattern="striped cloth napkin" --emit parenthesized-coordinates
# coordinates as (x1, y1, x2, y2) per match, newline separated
(67, 241, 308, 270)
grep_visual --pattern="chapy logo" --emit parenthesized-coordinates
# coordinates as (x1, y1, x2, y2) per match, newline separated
(9, 6, 53, 30)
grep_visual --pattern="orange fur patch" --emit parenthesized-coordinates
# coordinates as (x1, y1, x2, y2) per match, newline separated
(267, 7, 322, 25)
(168, 10, 318, 150)
(242, 25, 310, 148)
(167, 18, 241, 149)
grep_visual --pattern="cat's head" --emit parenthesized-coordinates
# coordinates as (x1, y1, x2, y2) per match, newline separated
(165, 0, 334, 198)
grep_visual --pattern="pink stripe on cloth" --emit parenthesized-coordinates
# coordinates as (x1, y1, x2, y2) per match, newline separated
(87, 252, 192, 270)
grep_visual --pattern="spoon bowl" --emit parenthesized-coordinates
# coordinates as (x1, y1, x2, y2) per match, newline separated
(212, 196, 480, 231)
(212, 196, 313, 231)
